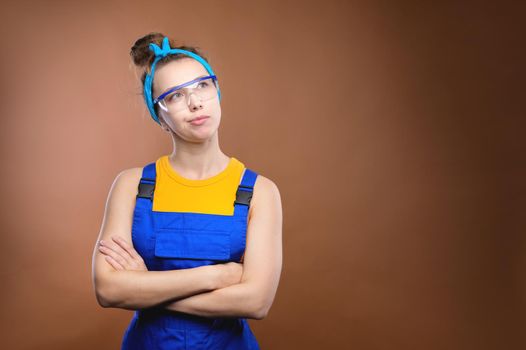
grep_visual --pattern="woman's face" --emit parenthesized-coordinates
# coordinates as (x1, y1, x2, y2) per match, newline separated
(152, 58, 221, 142)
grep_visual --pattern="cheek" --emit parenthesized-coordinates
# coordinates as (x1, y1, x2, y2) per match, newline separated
(209, 97, 221, 113)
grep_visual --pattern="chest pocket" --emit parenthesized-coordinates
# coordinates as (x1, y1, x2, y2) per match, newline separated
(154, 228, 231, 261)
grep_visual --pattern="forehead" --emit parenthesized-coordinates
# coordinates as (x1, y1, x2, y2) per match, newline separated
(153, 58, 209, 92)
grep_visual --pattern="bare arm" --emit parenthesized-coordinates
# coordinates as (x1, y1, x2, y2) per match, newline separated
(91, 168, 237, 310)
(163, 175, 283, 319)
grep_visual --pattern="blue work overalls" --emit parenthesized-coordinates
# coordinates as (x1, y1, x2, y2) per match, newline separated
(121, 161, 261, 350)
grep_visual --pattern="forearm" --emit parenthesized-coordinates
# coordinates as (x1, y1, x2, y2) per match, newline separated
(97, 265, 219, 310)
(163, 282, 264, 319)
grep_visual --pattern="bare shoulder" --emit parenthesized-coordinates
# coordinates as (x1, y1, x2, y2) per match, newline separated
(253, 175, 280, 197)
(103, 167, 143, 207)
(248, 174, 282, 220)
(114, 167, 143, 191)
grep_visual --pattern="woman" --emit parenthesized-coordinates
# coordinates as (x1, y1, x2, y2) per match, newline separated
(91, 32, 283, 349)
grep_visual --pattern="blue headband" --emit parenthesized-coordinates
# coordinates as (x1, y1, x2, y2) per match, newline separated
(144, 37, 221, 125)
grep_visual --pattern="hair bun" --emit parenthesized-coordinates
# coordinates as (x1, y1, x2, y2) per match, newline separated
(130, 32, 177, 67)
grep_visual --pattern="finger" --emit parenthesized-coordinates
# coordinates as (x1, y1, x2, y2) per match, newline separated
(100, 246, 145, 271)
(112, 236, 144, 262)
(102, 238, 134, 265)
(106, 236, 136, 262)
(104, 255, 124, 270)
(99, 245, 130, 268)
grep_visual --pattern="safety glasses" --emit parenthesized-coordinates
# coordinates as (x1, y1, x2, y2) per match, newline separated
(153, 75, 218, 113)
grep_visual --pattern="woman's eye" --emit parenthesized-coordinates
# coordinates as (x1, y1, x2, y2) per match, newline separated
(168, 92, 183, 101)
(197, 81, 209, 88)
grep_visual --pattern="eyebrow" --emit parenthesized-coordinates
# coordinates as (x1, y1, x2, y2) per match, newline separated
(159, 75, 209, 96)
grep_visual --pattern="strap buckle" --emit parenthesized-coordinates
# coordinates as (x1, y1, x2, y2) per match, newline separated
(137, 178, 155, 200)
(234, 185, 253, 206)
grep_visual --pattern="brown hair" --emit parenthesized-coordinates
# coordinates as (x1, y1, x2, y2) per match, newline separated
(129, 32, 210, 117)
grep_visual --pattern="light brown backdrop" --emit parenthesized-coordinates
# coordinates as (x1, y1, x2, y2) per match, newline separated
(0, 0, 524, 349)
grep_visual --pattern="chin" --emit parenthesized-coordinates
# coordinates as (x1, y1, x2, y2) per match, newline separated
(187, 126, 219, 142)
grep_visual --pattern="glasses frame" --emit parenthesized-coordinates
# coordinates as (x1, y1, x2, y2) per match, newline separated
(152, 75, 218, 106)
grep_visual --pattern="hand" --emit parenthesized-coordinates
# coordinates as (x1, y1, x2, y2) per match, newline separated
(217, 262, 243, 288)
(98, 236, 148, 272)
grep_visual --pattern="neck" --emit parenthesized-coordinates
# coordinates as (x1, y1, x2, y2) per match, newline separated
(167, 130, 230, 180)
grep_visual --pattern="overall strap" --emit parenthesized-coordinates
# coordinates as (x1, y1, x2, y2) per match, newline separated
(234, 168, 258, 263)
(136, 162, 157, 201)
(234, 168, 258, 207)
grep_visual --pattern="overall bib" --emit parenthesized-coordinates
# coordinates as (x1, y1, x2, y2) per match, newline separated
(121, 160, 260, 350)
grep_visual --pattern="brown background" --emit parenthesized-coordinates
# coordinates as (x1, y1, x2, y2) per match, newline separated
(0, 0, 524, 349)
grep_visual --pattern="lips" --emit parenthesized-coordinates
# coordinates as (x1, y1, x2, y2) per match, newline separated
(189, 115, 209, 122)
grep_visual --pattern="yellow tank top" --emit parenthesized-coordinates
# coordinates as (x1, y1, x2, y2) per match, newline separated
(152, 155, 246, 215)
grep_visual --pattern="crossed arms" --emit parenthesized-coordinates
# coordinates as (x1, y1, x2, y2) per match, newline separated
(91, 168, 282, 320)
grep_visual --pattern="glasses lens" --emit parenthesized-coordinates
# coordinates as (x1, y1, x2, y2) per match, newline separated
(158, 77, 217, 113)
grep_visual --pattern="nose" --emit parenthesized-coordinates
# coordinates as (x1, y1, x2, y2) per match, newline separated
(187, 92, 203, 111)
